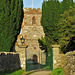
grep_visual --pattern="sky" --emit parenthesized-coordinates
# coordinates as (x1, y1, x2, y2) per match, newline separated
(23, 0, 75, 9)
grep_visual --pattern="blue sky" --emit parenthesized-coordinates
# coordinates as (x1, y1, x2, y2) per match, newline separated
(23, 0, 75, 9)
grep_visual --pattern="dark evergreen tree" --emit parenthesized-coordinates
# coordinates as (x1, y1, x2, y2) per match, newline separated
(58, 6, 75, 54)
(39, 0, 74, 70)
(40, 0, 74, 69)
(62, 0, 69, 11)
(70, 0, 73, 7)
(41, 0, 60, 44)
(41, 0, 74, 50)
(0, 0, 24, 52)
(62, 0, 74, 11)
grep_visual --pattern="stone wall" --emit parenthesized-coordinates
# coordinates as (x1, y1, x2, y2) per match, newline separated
(52, 45, 75, 75)
(15, 45, 26, 70)
(64, 51, 75, 75)
(0, 52, 20, 72)
(53, 54, 65, 69)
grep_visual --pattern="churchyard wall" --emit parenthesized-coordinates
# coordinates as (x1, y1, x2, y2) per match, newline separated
(0, 52, 20, 71)
(52, 45, 75, 75)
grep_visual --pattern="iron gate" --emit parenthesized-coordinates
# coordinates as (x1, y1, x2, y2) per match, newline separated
(40, 51, 53, 70)
(26, 50, 53, 71)
(26, 50, 40, 71)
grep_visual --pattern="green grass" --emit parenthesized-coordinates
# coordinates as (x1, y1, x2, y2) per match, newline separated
(45, 66, 51, 70)
(51, 68, 64, 75)
(22, 71, 34, 75)
(41, 65, 51, 70)
(0, 69, 24, 75)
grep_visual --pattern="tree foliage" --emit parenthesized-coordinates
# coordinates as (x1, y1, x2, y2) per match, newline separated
(58, 6, 75, 53)
(38, 36, 47, 52)
(0, 0, 24, 52)
(41, 0, 74, 51)
(40, 0, 74, 70)
(41, 0, 74, 44)
(38, 36, 53, 70)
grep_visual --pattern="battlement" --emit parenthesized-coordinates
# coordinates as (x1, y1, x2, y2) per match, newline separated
(23, 8, 42, 14)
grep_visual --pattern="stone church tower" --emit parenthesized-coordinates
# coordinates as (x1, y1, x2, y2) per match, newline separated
(15, 8, 45, 65)
(22, 8, 45, 50)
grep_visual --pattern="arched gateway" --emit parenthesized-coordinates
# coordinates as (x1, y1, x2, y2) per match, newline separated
(15, 8, 46, 71)
(33, 54, 37, 64)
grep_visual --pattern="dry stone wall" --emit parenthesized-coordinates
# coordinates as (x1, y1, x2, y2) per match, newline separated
(0, 52, 20, 72)
(53, 54, 65, 69)
(64, 51, 75, 75)
(52, 45, 75, 75)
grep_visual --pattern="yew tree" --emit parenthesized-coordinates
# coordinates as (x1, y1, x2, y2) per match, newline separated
(0, 0, 24, 52)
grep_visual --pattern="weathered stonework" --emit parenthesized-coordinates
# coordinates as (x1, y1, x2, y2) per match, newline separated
(15, 45, 27, 70)
(52, 45, 75, 75)
(0, 52, 20, 71)
(64, 51, 75, 75)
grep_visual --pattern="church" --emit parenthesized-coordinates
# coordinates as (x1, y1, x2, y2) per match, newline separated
(15, 8, 46, 68)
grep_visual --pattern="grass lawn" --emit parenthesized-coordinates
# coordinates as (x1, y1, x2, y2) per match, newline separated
(0, 69, 34, 75)
(51, 68, 64, 75)
(22, 71, 34, 75)
(0, 69, 24, 75)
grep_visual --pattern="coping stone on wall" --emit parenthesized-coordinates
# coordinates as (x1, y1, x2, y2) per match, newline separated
(52, 45, 60, 48)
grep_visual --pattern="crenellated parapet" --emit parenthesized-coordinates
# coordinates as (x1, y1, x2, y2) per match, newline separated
(24, 8, 41, 14)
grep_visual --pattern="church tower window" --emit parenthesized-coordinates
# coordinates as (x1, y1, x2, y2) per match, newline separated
(32, 16, 36, 24)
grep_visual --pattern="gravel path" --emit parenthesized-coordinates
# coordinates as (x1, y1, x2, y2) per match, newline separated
(29, 71, 51, 75)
